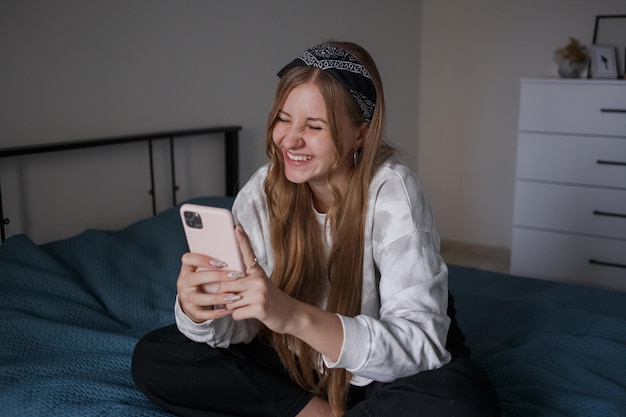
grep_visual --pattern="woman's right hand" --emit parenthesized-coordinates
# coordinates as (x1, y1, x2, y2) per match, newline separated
(176, 252, 243, 323)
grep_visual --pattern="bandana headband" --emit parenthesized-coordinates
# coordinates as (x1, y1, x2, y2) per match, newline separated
(277, 44, 377, 125)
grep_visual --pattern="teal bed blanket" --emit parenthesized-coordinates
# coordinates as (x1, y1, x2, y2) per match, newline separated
(450, 266, 626, 416)
(1, 196, 625, 416)
(0, 197, 232, 416)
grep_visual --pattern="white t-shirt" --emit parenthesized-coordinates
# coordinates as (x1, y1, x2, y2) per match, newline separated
(175, 156, 451, 386)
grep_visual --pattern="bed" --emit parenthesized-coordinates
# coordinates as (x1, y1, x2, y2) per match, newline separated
(1, 165, 626, 416)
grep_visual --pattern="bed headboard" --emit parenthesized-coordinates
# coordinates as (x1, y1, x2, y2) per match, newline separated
(0, 126, 242, 242)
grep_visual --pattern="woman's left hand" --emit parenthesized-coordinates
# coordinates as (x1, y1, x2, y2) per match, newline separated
(224, 225, 343, 361)
(220, 226, 299, 335)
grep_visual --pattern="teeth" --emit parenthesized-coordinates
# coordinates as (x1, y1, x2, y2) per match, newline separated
(287, 152, 313, 162)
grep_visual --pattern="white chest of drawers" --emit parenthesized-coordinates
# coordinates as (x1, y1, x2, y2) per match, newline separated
(511, 78, 626, 291)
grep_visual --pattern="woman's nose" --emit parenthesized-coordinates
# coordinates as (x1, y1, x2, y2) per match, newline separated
(283, 127, 304, 149)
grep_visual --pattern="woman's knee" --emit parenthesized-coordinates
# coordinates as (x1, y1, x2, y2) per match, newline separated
(425, 358, 501, 417)
(131, 325, 211, 393)
(351, 358, 500, 417)
(132, 325, 233, 412)
(131, 325, 178, 393)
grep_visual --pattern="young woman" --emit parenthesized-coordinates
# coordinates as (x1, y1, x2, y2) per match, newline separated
(132, 40, 500, 417)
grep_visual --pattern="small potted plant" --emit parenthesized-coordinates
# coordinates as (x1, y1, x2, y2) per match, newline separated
(554, 37, 589, 78)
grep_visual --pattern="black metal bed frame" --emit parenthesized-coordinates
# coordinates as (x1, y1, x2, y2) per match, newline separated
(0, 126, 242, 242)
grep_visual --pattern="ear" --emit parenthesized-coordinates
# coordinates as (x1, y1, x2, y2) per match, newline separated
(354, 122, 369, 149)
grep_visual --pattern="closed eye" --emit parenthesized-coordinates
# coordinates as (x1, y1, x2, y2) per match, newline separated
(276, 110, 291, 124)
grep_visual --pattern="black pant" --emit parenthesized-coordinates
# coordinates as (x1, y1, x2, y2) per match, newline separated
(132, 295, 500, 417)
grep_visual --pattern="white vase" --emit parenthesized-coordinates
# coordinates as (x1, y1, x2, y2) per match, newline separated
(555, 58, 587, 79)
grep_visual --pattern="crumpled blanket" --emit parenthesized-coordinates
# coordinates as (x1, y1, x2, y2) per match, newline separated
(0, 196, 232, 416)
(449, 264, 626, 417)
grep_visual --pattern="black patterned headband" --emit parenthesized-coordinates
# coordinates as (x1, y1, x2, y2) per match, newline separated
(277, 44, 377, 125)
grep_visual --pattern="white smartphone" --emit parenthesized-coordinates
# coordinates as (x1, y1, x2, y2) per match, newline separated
(180, 203, 245, 293)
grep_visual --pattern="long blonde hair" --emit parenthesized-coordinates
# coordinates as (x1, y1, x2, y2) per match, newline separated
(262, 41, 394, 416)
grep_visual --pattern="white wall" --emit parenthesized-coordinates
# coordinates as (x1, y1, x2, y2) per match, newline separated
(0, 0, 421, 242)
(418, 0, 626, 249)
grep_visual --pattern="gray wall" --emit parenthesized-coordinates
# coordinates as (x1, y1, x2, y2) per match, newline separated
(0, 0, 421, 242)
(3, 0, 625, 249)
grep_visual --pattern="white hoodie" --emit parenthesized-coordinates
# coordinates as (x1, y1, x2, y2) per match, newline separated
(175, 156, 451, 386)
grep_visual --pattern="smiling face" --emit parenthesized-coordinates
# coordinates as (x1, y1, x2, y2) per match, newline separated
(271, 82, 366, 207)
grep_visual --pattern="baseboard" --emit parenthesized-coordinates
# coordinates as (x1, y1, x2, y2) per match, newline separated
(440, 239, 511, 273)
(441, 239, 510, 260)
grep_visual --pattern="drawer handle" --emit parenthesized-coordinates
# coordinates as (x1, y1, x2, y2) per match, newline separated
(597, 160, 626, 167)
(593, 210, 626, 219)
(589, 259, 626, 270)
(600, 108, 626, 114)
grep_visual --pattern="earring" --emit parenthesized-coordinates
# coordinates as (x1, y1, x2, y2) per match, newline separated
(353, 148, 359, 166)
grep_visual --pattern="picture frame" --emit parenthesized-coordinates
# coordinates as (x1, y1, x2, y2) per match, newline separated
(591, 15, 626, 78)
(590, 44, 618, 79)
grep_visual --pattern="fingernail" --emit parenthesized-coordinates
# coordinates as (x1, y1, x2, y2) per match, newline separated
(227, 271, 244, 279)
(224, 294, 241, 302)
(210, 259, 227, 268)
